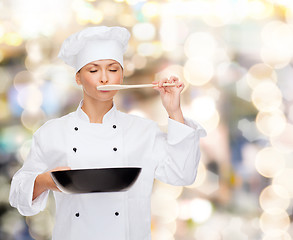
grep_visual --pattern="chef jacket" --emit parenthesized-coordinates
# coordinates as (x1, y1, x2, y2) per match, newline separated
(9, 101, 206, 240)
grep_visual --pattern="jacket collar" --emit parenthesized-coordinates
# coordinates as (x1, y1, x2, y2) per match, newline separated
(75, 100, 117, 124)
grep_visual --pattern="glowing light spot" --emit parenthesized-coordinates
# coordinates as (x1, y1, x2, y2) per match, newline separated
(260, 21, 293, 69)
(141, 1, 160, 18)
(17, 84, 43, 112)
(21, 109, 46, 131)
(151, 196, 179, 223)
(90, 10, 104, 24)
(126, 0, 145, 5)
(184, 32, 217, 60)
(270, 123, 293, 153)
(273, 168, 293, 197)
(4, 32, 23, 46)
(190, 198, 213, 223)
(13, 71, 35, 91)
(248, 0, 274, 20)
(255, 147, 286, 178)
(137, 42, 162, 58)
(246, 63, 277, 89)
(203, 1, 234, 27)
(189, 97, 220, 132)
(184, 59, 214, 86)
(256, 110, 287, 137)
(259, 185, 290, 214)
(153, 181, 183, 200)
(132, 23, 156, 41)
(261, 45, 292, 69)
(251, 81, 282, 112)
(259, 210, 290, 233)
(262, 230, 292, 240)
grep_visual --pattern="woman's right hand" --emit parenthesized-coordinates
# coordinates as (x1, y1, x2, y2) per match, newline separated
(33, 166, 71, 200)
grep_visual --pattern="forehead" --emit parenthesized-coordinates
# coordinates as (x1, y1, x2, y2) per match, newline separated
(86, 59, 120, 67)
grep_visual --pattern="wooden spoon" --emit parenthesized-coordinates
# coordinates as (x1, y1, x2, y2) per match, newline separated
(96, 83, 176, 91)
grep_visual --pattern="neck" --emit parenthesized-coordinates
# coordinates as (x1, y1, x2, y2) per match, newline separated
(81, 97, 114, 123)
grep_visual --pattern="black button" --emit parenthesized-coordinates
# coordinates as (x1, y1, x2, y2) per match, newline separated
(75, 212, 80, 217)
(74, 127, 78, 131)
(113, 147, 117, 151)
(115, 212, 119, 216)
(73, 147, 77, 152)
(113, 125, 116, 129)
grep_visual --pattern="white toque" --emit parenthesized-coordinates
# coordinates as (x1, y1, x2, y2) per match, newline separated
(58, 26, 130, 73)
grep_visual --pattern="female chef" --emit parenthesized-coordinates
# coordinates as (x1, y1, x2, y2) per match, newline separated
(9, 26, 206, 240)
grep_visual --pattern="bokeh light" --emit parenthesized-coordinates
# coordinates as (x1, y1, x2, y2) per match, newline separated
(272, 168, 293, 197)
(184, 32, 217, 60)
(255, 147, 286, 178)
(259, 185, 290, 214)
(260, 21, 293, 69)
(270, 123, 293, 153)
(251, 81, 282, 112)
(262, 230, 292, 240)
(255, 110, 287, 137)
(132, 23, 156, 41)
(189, 96, 220, 132)
(259, 210, 290, 233)
(246, 63, 277, 89)
(184, 58, 214, 86)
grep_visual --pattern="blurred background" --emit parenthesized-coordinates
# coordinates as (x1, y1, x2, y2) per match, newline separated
(1, 0, 293, 239)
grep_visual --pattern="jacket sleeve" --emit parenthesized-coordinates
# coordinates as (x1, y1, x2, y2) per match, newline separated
(9, 132, 50, 216)
(153, 117, 206, 186)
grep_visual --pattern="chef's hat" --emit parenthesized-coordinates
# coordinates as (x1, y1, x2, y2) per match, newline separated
(58, 26, 130, 73)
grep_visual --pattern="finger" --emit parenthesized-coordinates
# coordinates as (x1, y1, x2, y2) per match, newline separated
(158, 77, 168, 88)
(176, 81, 184, 87)
(51, 166, 71, 172)
(169, 76, 179, 83)
(178, 83, 185, 93)
(152, 79, 159, 85)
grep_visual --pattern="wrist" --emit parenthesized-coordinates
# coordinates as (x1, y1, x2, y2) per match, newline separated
(168, 109, 184, 124)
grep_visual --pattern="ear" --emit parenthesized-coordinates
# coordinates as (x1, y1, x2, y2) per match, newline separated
(75, 71, 81, 85)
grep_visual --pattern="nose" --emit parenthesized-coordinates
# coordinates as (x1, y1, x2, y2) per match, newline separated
(100, 70, 108, 84)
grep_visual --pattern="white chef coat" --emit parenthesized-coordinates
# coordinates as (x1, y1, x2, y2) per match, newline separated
(9, 101, 206, 240)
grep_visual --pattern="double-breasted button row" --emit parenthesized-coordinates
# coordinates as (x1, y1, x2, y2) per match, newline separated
(73, 125, 118, 153)
(75, 212, 119, 217)
(73, 127, 79, 153)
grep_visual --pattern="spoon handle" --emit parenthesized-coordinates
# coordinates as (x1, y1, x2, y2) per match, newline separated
(97, 83, 176, 91)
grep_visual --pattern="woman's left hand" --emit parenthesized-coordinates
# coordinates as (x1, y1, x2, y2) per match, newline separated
(153, 76, 185, 123)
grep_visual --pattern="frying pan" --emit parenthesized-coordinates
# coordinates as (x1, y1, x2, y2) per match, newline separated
(50, 167, 141, 194)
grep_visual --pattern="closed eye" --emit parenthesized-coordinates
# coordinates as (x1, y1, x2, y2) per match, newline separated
(90, 70, 97, 73)
(109, 70, 117, 72)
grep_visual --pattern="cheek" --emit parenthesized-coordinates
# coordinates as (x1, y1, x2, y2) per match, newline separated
(112, 73, 123, 83)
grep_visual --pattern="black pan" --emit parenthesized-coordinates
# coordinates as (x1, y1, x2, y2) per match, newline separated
(50, 167, 141, 194)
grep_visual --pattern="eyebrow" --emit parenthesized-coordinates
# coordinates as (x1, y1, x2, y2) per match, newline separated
(88, 62, 119, 67)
